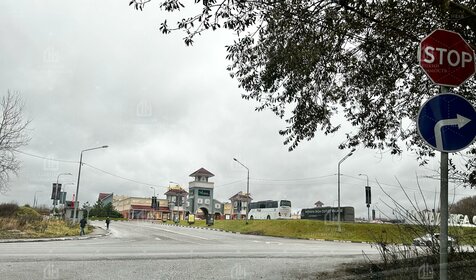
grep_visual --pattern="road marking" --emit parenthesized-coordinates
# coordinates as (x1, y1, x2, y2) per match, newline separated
(143, 225, 209, 240)
(265, 241, 282, 245)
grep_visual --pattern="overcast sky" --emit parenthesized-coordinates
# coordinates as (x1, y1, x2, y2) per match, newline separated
(1, 0, 474, 219)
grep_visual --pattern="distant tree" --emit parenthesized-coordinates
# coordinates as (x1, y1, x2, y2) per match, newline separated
(0, 91, 31, 194)
(450, 195, 476, 220)
(104, 202, 123, 218)
(89, 200, 122, 218)
(130, 0, 476, 186)
(89, 200, 105, 217)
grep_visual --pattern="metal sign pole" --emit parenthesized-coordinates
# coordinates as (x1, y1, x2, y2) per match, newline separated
(439, 86, 449, 280)
(440, 151, 449, 280)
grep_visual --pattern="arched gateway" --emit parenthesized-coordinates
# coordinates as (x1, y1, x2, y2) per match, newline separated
(187, 168, 216, 219)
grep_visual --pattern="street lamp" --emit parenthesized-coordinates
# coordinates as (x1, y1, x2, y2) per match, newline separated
(54, 172, 72, 215)
(233, 158, 250, 224)
(337, 148, 356, 232)
(359, 173, 370, 221)
(169, 181, 180, 186)
(33, 191, 43, 208)
(72, 145, 108, 224)
(150, 186, 156, 196)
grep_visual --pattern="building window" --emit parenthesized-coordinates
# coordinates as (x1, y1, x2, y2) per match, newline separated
(205, 199, 210, 205)
(198, 198, 203, 204)
(215, 203, 220, 209)
(172, 196, 176, 202)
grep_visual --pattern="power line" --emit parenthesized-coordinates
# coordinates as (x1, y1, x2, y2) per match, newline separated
(14, 149, 163, 189)
(14, 149, 78, 164)
(81, 163, 166, 189)
(250, 174, 336, 182)
(215, 179, 246, 188)
(340, 174, 472, 197)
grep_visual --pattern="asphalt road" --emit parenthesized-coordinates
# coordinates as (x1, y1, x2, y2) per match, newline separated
(0, 221, 380, 280)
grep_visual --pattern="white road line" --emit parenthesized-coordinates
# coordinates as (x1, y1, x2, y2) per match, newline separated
(141, 225, 210, 240)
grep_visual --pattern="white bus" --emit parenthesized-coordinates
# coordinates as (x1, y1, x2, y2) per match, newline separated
(248, 200, 292, 220)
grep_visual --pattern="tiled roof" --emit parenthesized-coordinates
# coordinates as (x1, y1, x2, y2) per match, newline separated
(164, 187, 188, 196)
(229, 191, 252, 201)
(315, 201, 324, 206)
(189, 167, 214, 177)
(98, 193, 113, 201)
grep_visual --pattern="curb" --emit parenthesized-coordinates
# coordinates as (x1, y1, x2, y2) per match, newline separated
(0, 226, 110, 244)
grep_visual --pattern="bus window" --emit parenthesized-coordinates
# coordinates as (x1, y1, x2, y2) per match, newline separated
(280, 200, 291, 207)
(266, 201, 278, 208)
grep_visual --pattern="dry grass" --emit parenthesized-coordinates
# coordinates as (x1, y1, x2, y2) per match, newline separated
(0, 217, 87, 239)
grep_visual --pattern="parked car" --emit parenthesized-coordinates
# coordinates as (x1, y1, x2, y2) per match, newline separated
(413, 233, 456, 247)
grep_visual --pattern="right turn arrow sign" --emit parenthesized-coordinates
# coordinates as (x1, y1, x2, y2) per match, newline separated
(417, 93, 476, 153)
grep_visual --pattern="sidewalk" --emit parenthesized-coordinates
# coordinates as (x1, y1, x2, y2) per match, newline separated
(0, 225, 110, 243)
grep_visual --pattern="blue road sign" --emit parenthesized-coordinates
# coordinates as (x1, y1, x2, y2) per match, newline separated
(417, 93, 476, 152)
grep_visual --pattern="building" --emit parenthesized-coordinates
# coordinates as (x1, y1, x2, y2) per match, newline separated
(314, 201, 324, 208)
(113, 196, 169, 220)
(98, 193, 114, 205)
(229, 191, 252, 220)
(212, 199, 224, 220)
(63, 200, 84, 221)
(164, 185, 188, 221)
(187, 168, 218, 219)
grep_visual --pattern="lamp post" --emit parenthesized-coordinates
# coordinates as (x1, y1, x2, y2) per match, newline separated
(72, 145, 108, 224)
(359, 173, 370, 221)
(33, 191, 42, 208)
(54, 173, 72, 215)
(337, 148, 355, 232)
(150, 186, 156, 197)
(233, 158, 250, 224)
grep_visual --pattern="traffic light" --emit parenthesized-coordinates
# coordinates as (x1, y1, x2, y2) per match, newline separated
(365, 186, 371, 206)
(151, 196, 158, 209)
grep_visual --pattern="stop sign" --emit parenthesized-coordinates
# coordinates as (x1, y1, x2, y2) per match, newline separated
(418, 29, 475, 87)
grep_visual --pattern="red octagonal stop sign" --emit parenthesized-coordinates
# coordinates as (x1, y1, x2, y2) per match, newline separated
(418, 29, 475, 87)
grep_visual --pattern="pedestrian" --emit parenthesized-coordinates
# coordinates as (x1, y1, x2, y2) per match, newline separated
(105, 217, 110, 230)
(79, 217, 87, 236)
